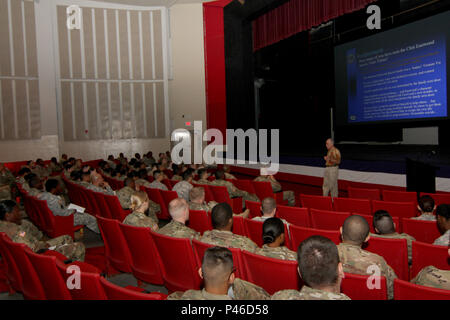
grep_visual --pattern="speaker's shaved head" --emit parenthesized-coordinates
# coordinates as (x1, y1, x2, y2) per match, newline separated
(342, 215, 370, 245)
(201, 247, 234, 287)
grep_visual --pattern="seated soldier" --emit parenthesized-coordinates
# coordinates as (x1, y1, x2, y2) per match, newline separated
(196, 168, 211, 185)
(434, 204, 450, 246)
(170, 164, 183, 181)
(172, 169, 194, 201)
(85, 171, 114, 195)
(371, 210, 415, 264)
(252, 197, 289, 226)
(410, 248, 450, 290)
(63, 162, 75, 180)
(38, 179, 99, 234)
(16, 167, 32, 187)
(122, 191, 158, 231)
(413, 195, 437, 221)
(0, 200, 85, 261)
(157, 198, 199, 240)
(116, 177, 138, 209)
(77, 171, 92, 187)
(27, 175, 44, 197)
(272, 235, 350, 300)
(0, 163, 16, 201)
(200, 203, 258, 253)
(210, 170, 259, 206)
(135, 169, 152, 188)
(254, 169, 295, 206)
(223, 165, 237, 180)
(48, 157, 63, 173)
(189, 187, 249, 218)
(168, 247, 270, 300)
(337, 215, 397, 299)
(255, 217, 296, 261)
(148, 170, 168, 191)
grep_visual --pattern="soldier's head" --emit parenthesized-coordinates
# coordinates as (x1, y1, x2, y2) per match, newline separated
(199, 247, 235, 294)
(0, 200, 21, 224)
(262, 217, 286, 247)
(183, 169, 194, 182)
(436, 204, 450, 233)
(190, 187, 205, 204)
(197, 168, 208, 180)
(138, 169, 148, 180)
(168, 198, 189, 224)
(107, 155, 114, 161)
(261, 197, 277, 217)
(211, 203, 233, 232)
(326, 138, 334, 150)
(24, 173, 37, 184)
(45, 179, 61, 195)
(29, 176, 43, 191)
(214, 170, 225, 181)
(61, 154, 68, 161)
(81, 171, 91, 183)
(125, 177, 136, 190)
(340, 215, 370, 246)
(298, 236, 344, 292)
(70, 170, 81, 182)
(130, 191, 149, 213)
(373, 210, 396, 235)
(153, 170, 163, 182)
(90, 171, 104, 186)
(18, 167, 31, 177)
(418, 195, 436, 214)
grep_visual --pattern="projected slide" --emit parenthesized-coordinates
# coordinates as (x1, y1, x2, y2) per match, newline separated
(346, 37, 447, 123)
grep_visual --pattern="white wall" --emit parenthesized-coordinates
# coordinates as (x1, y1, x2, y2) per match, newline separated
(0, 0, 208, 163)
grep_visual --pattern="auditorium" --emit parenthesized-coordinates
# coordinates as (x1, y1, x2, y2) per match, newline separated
(0, 0, 449, 306)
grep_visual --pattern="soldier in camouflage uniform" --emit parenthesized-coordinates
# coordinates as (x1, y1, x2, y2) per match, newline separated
(157, 198, 200, 240)
(148, 170, 169, 191)
(223, 165, 237, 180)
(371, 210, 415, 263)
(338, 215, 397, 299)
(196, 168, 212, 185)
(0, 200, 85, 261)
(15, 168, 32, 192)
(86, 172, 114, 195)
(0, 163, 16, 201)
(210, 170, 259, 206)
(254, 168, 295, 206)
(411, 265, 450, 290)
(39, 179, 99, 234)
(135, 169, 152, 188)
(200, 203, 258, 252)
(252, 197, 289, 225)
(272, 235, 350, 300)
(412, 195, 437, 221)
(168, 247, 270, 300)
(116, 178, 138, 209)
(434, 204, 450, 246)
(122, 191, 158, 231)
(255, 218, 296, 261)
(189, 187, 249, 218)
(172, 169, 194, 201)
(27, 175, 44, 197)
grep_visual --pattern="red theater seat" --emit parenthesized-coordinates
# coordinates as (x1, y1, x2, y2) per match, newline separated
(188, 210, 213, 234)
(333, 197, 372, 215)
(252, 181, 285, 205)
(277, 206, 310, 227)
(372, 200, 416, 224)
(245, 200, 261, 219)
(209, 185, 243, 213)
(141, 187, 169, 220)
(382, 190, 418, 206)
(341, 273, 387, 300)
(232, 216, 246, 237)
(410, 241, 450, 279)
(233, 179, 256, 195)
(160, 190, 179, 214)
(0, 233, 23, 293)
(348, 187, 381, 201)
(402, 218, 440, 244)
(102, 193, 131, 221)
(394, 279, 450, 300)
(310, 209, 350, 230)
(421, 192, 450, 207)
(289, 225, 341, 250)
(99, 277, 167, 300)
(300, 194, 333, 211)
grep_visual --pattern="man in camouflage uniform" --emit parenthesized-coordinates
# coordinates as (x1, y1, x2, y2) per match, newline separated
(168, 247, 270, 300)
(148, 170, 169, 191)
(254, 170, 295, 206)
(116, 178, 138, 209)
(413, 195, 437, 221)
(27, 175, 44, 197)
(223, 165, 237, 180)
(210, 170, 259, 206)
(157, 198, 199, 240)
(322, 138, 341, 198)
(371, 210, 415, 264)
(189, 187, 249, 218)
(337, 215, 397, 299)
(252, 197, 289, 226)
(85, 171, 114, 195)
(77, 171, 92, 188)
(135, 169, 152, 188)
(172, 169, 194, 201)
(143, 151, 156, 167)
(0, 163, 16, 201)
(0, 200, 85, 261)
(34, 159, 51, 179)
(411, 264, 450, 291)
(38, 179, 99, 234)
(434, 204, 450, 246)
(272, 235, 350, 300)
(200, 203, 258, 252)
(196, 168, 212, 185)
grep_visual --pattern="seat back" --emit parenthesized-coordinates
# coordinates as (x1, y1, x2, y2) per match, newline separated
(354, 213, 400, 234)
(119, 223, 164, 285)
(209, 185, 233, 206)
(364, 237, 409, 280)
(290, 225, 341, 250)
(92, 192, 113, 219)
(310, 209, 350, 230)
(333, 197, 372, 215)
(0, 233, 23, 292)
(150, 231, 201, 292)
(372, 200, 416, 228)
(84, 189, 102, 217)
(188, 210, 213, 234)
(242, 250, 300, 295)
(341, 273, 387, 300)
(300, 194, 333, 211)
(232, 215, 246, 237)
(421, 192, 450, 207)
(192, 240, 246, 280)
(244, 218, 291, 250)
(142, 186, 169, 220)
(252, 181, 275, 202)
(233, 180, 256, 195)
(402, 218, 441, 244)
(99, 277, 167, 300)
(348, 187, 381, 201)
(277, 206, 310, 227)
(161, 190, 179, 214)
(103, 193, 130, 221)
(96, 215, 132, 273)
(394, 278, 450, 300)
(3, 236, 46, 299)
(382, 190, 418, 206)
(24, 250, 72, 300)
(161, 179, 172, 190)
(245, 200, 261, 219)
(411, 241, 450, 279)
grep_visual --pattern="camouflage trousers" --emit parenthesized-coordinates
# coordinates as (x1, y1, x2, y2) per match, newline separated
(323, 166, 339, 198)
(74, 212, 99, 234)
(282, 191, 296, 206)
(0, 185, 11, 201)
(234, 190, 260, 208)
(46, 235, 86, 262)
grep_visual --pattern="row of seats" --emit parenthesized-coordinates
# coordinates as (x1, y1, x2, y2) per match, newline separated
(95, 216, 450, 299)
(0, 232, 167, 300)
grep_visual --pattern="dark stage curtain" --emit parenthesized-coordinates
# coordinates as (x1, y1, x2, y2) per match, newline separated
(253, 0, 378, 51)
